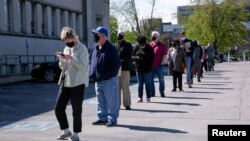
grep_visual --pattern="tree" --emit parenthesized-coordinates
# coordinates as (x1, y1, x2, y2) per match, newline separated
(111, 0, 157, 37)
(185, 0, 249, 52)
(110, 15, 119, 43)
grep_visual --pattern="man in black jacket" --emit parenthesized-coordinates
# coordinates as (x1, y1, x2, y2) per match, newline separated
(116, 32, 133, 110)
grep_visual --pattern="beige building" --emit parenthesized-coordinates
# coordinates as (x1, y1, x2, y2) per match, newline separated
(0, 0, 110, 76)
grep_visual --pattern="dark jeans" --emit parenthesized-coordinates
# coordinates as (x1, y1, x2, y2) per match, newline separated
(201, 59, 207, 76)
(151, 65, 165, 96)
(55, 84, 85, 133)
(136, 71, 152, 99)
(173, 71, 183, 91)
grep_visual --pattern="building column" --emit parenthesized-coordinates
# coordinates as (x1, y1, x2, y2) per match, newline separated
(0, 0, 6, 31)
(10, 0, 20, 33)
(55, 8, 61, 37)
(35, 3, 42, 35)
(44, 6, 52, 36)
(24, 0, 32, 34)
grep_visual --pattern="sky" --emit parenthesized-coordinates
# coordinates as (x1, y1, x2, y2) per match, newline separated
(135, 0, 191, 24)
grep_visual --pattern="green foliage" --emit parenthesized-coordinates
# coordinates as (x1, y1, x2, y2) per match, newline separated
(185, 0, 249, 52)
(124, 31, 138, 44)
(110, 15, 119, 43)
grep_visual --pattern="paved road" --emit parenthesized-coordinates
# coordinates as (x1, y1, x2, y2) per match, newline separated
(0, 62, 250, 141)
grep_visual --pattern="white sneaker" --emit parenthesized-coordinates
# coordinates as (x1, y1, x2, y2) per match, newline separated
(56, 132, 72, 140)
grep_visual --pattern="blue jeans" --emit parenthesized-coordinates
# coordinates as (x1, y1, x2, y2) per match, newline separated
(185, 56, 193, 84)
(136, 71, 152, 99)
(95, 76, 119, 124)
(151, 65, 165, 96)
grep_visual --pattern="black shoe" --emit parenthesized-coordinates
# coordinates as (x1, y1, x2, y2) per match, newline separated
(125, 106, 131, 110)
(171, 89, 177, 92)
(106, 121, 117, 127)
(198, 79, 201, 82)
(151, 95, 155, 97)
(92, 120, 108, 125)
(160, 92, 165, 97)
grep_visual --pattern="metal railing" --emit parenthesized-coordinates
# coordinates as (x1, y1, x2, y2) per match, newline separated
(0, 55, 58, 76)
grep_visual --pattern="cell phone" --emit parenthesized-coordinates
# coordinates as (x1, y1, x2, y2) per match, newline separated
(59, 52, 65, 56)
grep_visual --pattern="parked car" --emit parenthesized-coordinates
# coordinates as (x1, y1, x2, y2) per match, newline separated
(31, 62, 61, 82)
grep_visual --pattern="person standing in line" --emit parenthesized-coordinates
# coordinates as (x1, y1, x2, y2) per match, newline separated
(149, 31, 167, 97)
(180, 31, 194, 88)
(55, 27, 89, 141)
(89, 26, 120, 127)
(191, 41, 203, 82)
(168, 39, 186, 92)
(200, 45, 207, 77)
(206, 43, 215, 71)
(132, 35, 154, 103)
(116, 32, 133, 110)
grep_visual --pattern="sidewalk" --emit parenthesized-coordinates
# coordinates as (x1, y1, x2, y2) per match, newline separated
(0, 62, 250, 141)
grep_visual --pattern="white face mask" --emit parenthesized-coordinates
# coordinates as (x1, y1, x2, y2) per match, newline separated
(181, 37, 186, 40)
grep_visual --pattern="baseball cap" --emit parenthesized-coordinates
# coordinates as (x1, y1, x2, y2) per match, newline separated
(92, 26, 108, 37)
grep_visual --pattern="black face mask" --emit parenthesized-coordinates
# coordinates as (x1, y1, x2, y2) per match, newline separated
(94, 34, 100, 42)
(66, 42, 75, 48)
(152, 37, 156, 41)
(117, 34, 124, 40)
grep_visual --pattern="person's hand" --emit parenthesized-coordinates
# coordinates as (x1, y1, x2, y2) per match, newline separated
(62, 55, 72, 60)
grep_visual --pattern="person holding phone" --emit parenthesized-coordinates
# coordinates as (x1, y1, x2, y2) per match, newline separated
(55, 27, 89, 141)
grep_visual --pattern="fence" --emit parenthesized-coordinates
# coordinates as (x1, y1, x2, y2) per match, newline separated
(0, 55, 58, 76)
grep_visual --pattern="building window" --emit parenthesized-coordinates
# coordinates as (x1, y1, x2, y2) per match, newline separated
(18, 0, 24, 33)
(52, 8, 56, 36)
(31, 3, 36, 34)
(61, 10, 65, 28)
(69, 12, 73, 28)
(42, 5, 46, 35)
(76, 14, 80, 35)
(4, 0, 10, 31)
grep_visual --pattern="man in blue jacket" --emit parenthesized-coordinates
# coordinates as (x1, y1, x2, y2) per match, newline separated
(89, 26, 120, 127)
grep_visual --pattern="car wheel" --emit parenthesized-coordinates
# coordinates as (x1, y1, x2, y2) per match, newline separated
(44, 69, 57, 82)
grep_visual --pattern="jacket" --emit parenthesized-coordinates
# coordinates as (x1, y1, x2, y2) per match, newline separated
(58, 42, 89, 87)
(116, 40, 133, 71)
(168, 47, 186, 75)
(132, 44, 154, 73)
(89, 40, 120, 81)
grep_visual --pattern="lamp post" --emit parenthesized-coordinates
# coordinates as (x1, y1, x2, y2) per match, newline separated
(228, 48, 231, 64)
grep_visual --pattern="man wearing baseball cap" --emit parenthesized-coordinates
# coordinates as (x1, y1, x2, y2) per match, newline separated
(89, 26, 120, 127)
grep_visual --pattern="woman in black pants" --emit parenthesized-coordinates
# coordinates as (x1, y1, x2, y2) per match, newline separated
(168, 39, 186, 92)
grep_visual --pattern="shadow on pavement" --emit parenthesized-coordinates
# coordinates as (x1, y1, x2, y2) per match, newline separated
(117, 124, 188, 133)
(192, 87, 234, 90)
(130, 108, 187, 113)
(166, 96, 213, 100)
(150, 102, 201, 106)
(184, 91, 224, 94)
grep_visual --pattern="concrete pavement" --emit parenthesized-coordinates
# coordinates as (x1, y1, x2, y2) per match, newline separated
(0, 62, 250, 141)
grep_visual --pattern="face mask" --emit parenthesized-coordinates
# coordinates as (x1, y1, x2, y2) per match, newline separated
(66, 42, 75, 48)
(152, 37, 156, 41)
(117, 34, 124, 40)
(94, 34, 100, 42)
